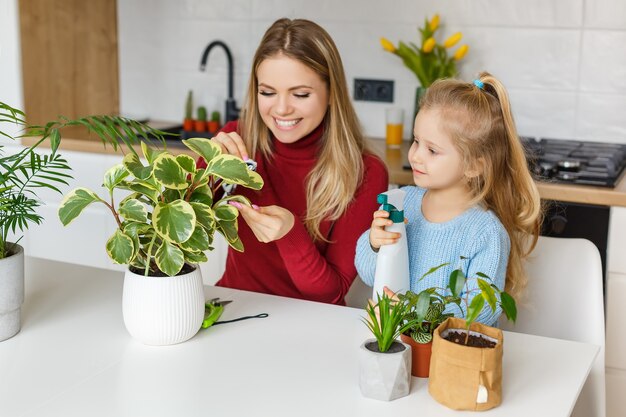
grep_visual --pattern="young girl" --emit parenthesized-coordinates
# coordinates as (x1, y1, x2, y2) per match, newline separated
(198, 18, 388, 305)
(355, 73, 542, 325)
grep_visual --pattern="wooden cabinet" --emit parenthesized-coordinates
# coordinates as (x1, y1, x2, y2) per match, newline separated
(19, 0, 119, 129)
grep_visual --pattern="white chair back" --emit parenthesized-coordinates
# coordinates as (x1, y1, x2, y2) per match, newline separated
(501, 236, 605, 417)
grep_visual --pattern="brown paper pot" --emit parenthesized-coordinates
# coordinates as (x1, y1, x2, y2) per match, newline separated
(400, 333, 432, 378)
(428, 317, 503, 411)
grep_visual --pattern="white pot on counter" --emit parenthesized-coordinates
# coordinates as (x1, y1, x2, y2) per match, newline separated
(122, 265, 204, 346)
(0, 243, 24, 342)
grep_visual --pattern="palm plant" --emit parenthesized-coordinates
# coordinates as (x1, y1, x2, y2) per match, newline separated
(363, 291, 419, 352)
(0, 100, 167, 259)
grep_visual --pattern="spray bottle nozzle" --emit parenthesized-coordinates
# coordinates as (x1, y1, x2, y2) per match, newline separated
(376, 191, 404, 223)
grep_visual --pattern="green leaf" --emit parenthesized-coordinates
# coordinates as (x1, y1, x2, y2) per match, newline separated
(448, 268, 466, 297)
(182, 248, 209, 264)
(418, 262, 449, 282)
(226, 235, 244, 252)
(206, 154, 264, 190)
(190, 202, 216, 232)
(500, 292, 517, 323)
(214, 203, 238, 221)
(141, 142, 164, 165)
(152, 154, 188, 190)
(179, 225, 210, 252)
(176, 154, 196, 173)
(477, 278, 497, 313)
(217, 218, 239, 243)
(127, 181, 160, 204)
(106, 229, 135, 264)
(183, 137, 222, 164)
(119, 198, 148, 223)
(155, 240, 185, 276)
(153, 200, 196, 243)
(123, 153, 152, 180)
(189, 188, 213, 205)
(465, 295, 485, 328)
(103, 164, 129, 191)
(58, 187, 101, 226)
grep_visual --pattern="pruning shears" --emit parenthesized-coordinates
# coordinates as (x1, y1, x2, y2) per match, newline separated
(201, 297, 269, 329)
(202, 298, 232, 328)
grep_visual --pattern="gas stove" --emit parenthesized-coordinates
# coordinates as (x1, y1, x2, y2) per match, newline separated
(521, 137, 626, 187)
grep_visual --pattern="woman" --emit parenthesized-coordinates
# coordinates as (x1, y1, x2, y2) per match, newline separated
(199, 18, 388, 305)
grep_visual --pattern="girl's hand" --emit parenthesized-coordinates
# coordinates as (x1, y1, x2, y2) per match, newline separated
(230, 202, 295, 243)
(212, 131, 249, 160)
(369, 210, 403, 250)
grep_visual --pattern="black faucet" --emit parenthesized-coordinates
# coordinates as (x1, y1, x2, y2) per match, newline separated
(199, 40, 240, 123)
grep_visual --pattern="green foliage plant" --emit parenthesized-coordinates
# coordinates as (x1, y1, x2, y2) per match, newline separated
(185, 90, 193, 120)
(211, 111, 221, 123)
(363, 291, 420, 353)
(197, 106, 207, 122)
(0, 101, 167, 260)
(410, 259, 517, 345)
(58, 138, 264, 277)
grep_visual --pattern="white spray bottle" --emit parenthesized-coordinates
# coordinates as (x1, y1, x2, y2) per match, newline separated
(372, 189, 410, 299)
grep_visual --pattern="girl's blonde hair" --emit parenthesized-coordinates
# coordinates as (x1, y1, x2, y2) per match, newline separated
(238, 18, 369, 242)
(420, 72, 542, 300)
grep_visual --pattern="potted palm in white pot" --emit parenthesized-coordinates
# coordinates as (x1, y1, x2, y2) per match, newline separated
(58, 138, 263, 345)
(1, 101, 164, 342)
(359, 291, 419, 401)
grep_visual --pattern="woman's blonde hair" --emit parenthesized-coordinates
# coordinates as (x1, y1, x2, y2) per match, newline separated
(238, 18, 369, 241)
(420, 72, 542, 300)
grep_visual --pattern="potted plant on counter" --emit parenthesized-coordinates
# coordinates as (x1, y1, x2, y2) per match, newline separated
(359, 291, 419, 401)
(428, 261, 517, 411)
(0, 100, 166, 342)
(397, 266, 454, 378)
(58, 138, 263, 345)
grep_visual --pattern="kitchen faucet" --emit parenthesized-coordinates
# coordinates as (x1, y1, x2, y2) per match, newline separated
(199, 40, 240, 122)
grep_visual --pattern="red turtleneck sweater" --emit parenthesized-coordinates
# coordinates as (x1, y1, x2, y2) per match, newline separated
(198, 121, 388, 305)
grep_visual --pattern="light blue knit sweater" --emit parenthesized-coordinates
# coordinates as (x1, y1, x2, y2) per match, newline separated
(355, 186, 510, 326)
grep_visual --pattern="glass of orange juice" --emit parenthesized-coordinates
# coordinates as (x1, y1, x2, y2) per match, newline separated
(385, 108, 404, 148)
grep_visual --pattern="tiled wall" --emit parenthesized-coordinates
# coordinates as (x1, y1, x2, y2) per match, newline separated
(118, 0, 626, 144)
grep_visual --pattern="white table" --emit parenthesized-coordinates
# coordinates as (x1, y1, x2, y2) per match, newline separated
(0, 257, 598, 417)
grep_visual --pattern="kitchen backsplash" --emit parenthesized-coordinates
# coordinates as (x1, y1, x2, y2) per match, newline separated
(3, 0, 626, 144)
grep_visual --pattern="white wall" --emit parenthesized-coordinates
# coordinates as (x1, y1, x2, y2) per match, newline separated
(117, 0, 626, 144)
(3, 0, 626, 143)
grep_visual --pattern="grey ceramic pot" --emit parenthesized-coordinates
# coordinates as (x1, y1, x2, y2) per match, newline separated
(359, 338, 412, 401)
(0, 243, 24, 342)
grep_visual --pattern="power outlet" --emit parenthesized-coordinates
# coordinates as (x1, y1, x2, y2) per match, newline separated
(353, 79, 394, 103)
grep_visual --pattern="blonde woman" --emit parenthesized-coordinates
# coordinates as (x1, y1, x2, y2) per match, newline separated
(356, 73, 542, 325)
(198, 18, 388, 305)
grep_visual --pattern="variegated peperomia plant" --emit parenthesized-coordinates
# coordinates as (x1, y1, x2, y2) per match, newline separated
(58, 138, 263, 277)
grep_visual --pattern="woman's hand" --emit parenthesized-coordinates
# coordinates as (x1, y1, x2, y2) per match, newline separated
(230, 202, 295, 243)
(212, 131, 249, 160)
(369, 210, 403, 250)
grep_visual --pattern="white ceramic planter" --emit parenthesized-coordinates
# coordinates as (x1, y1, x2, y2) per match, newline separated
(359, 338, 412, 401)
(122, 266, 205, 346)
(0, 243, 24, 342)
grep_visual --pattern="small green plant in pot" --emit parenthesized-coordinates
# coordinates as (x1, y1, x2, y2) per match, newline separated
(58, 138, 264, 345)
(397, 268, 454, 377)
(428, 259, 517, 411)
(358, 292, 418, 401)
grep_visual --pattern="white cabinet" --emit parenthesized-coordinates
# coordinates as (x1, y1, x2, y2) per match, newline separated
(13, 145, 227, 284)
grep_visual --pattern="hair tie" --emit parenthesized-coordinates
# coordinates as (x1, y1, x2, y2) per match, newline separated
(473, 79, 484, 90)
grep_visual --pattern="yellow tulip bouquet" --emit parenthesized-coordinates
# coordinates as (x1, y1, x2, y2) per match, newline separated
(381, 14, 469, 88)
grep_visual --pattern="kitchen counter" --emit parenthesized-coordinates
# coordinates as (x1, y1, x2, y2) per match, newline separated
(366, 138, 626, 208)
(0, 257, 598, 417)
(20, 127, 626, 207)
